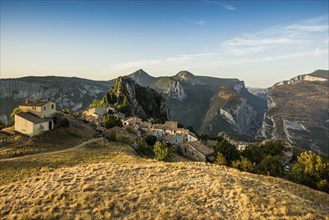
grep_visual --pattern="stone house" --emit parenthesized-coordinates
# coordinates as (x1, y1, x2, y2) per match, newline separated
(178, 141, 215, 162)
(84, 106, 107, 118)
(162, 134, 184, 145)
(14, 100, 56, 136)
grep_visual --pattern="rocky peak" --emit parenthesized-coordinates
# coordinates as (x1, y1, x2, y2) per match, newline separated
(175, 71, 195, 80)
(132, 69, 150, 77)
(128, 69, 155, 86)
(106, 76, 168, 121)
(174, 70, 206, 86)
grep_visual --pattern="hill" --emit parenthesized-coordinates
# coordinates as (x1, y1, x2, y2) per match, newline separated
(258, 70, 329, 155)
(0, 76, 113, 123)
(0, 147, 328, 219)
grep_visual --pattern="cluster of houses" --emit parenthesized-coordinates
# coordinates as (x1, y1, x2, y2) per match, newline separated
(83, 105, 216, 162)
(12, 100, 293, 163)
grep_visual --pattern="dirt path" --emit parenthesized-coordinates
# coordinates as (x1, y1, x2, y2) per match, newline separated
(0, 138, 103, 162)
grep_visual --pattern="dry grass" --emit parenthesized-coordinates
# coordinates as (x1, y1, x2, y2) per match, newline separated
(1, 151, 328, 219)
(0, 117, 96, 159)
(0, 140, 142, 185)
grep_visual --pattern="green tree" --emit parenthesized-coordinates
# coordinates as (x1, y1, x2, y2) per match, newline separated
(232, 157, 256, 173)
(256, 155, 284, 177)
(214, 140, 240, 165)
(10, 107, 21, 124)
(144, 135, 157, 146)
(241, 144, 264, 164)
(103, 114, 122, 129)
(53, 112, 70, 127)
(261, 140, 286, 156)
(289, 151, 329, 192)
(153, 141, 173, 162)
(89, 99, 104, 107)
(215, 152, 227, 166)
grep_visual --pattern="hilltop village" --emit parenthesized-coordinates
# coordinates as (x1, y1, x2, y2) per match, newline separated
(82, 105, 215, 162)
(10, 99, 215, 162)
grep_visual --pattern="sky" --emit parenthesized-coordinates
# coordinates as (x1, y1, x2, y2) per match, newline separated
(0, 1, 328, 87)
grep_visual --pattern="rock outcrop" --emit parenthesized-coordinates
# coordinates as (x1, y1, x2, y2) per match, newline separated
(106, 76, 168, 121)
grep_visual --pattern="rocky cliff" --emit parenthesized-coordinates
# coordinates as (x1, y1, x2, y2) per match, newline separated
(106, 76, 168, 121)
(0, 76, 113, 123)
(257, 70, 329, 155)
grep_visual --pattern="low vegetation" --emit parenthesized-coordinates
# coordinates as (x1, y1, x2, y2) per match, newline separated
(213, 139, 329, 193)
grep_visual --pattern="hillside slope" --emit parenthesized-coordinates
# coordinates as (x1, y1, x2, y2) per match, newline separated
(0, 76, 113, 123)
(1, 159, 328, 219)
(258, 70, 329, 155)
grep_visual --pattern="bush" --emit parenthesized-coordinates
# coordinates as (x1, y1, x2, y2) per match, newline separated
(232, 157, 256, 173)
(241, 144, 264, 164)
(53, 112, 70, 128)
(153, 141, 173, 162)
(256, 155, 284, 177)
(116, 134, 131, 144)
(261, 140, 285, 156)
(10, 107, 21, 124)
(104, 114, 122, 129)
(144, 135, 157, 146)
(214, 140, 240, 165)
(289, 151, 329, 193)
(215, 152, 227, 166)
(138, 139, 154, 157)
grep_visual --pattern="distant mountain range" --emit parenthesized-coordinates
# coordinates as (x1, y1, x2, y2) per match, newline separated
(1, 69, 328, 155)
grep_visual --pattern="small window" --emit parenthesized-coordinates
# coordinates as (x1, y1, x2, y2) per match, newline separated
(51, 104, 54, 109)
(44, 107, 46, 110)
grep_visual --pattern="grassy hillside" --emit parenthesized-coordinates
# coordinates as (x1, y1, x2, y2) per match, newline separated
(0, 139, 328, 219)
(0, 115, 96, 159)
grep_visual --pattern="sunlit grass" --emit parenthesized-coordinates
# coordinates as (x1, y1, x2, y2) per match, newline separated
(1, 145, 328, 219)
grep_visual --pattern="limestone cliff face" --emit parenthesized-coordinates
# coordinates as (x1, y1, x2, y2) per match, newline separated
(199, 81, 266, 137)
(257, 70, 329, 155)
(0, 77, 112, 123)
(164, 81, 187, 101)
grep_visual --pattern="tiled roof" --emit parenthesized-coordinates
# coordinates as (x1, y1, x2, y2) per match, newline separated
(188, 132, 198, 138)
(163, 134, 175, 141)
(181, 141, 214, 156)
(16, 112, 52, 124)
(20, 100, 51, 107)
(164, 121, 178, 130)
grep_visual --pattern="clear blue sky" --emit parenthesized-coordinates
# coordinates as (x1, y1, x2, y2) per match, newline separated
(1, 0, 328, 87)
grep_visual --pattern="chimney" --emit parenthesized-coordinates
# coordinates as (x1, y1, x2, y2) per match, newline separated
(25, 98, 29, 104)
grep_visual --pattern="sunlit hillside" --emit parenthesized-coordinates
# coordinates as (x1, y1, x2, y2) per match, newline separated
(0, 140, 328, 219)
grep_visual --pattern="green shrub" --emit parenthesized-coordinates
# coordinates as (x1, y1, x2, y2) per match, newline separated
(116, 134, 131, 144)
(153, 141, 173, 162)
(232, 157, 256, 173)
(256, 155, 284, 177)
(215, 152, 227, 166)
(53, 112, 70, 128)
(104, 114, 122, 129)
(214, 140, 240, 165)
